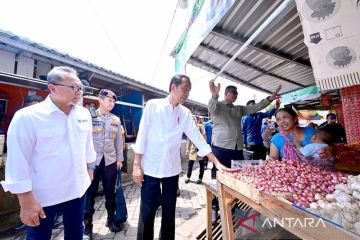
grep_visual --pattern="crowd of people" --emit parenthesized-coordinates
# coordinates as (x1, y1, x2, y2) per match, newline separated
(0, 66, 347, 240)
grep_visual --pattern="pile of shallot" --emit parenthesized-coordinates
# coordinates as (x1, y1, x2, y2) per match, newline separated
(227, 160, 348, 208)
(307, 175, 360, 235)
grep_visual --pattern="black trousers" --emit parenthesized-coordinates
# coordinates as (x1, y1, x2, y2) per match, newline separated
(186, 158, 205, 179)
(84, 158, 117, 226)
(247, 144, 267, 160)
(137, 174, 179, 240)
(211, 145, 244, 211)
(211, 145, 244, 178)
(26, 195, 85, 240)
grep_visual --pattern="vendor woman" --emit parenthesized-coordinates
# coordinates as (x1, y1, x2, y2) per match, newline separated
(268, 107, 316, 160)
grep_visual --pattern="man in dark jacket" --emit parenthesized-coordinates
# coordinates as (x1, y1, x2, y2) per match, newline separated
(242, 99, 280, 160)
(320, 113, 346, 143)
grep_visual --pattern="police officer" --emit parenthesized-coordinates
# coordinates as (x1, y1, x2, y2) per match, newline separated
(84, 89, 124, 239)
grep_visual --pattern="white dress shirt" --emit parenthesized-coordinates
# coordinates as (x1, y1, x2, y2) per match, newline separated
(132, 97, 211, 178)
(1, 96, 96, 207)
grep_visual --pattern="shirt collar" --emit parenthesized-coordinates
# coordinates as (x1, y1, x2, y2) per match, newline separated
(96, 109, 111, 119)
(164, 96, 180, 110)
(43, 95, 73, 114)
(221, 100, 233, 107)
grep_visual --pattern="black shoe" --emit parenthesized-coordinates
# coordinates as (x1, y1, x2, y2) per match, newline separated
(185, 178, 190, 184)
(106, 219, 121, 233)
(196, 179, 202, 184)
(83, 226, 93, 240)
(53, 214, 63, 229)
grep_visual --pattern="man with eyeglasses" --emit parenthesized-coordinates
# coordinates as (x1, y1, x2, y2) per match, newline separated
(208, 80, 281, 223)
(83, 89, 124, 239)
(1, 66, 96, 240)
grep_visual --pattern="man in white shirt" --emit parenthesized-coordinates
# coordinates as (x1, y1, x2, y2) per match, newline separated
(1, 66, 96, 240)
(132, 74, 232, 240)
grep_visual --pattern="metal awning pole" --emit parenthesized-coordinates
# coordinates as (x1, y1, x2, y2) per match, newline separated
(214, 0, 293, 80)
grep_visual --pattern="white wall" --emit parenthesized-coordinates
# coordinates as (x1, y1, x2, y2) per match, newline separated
(0, 49, 15, 73)
(36, 61, 52, 78)
(16, 56, 34, 77)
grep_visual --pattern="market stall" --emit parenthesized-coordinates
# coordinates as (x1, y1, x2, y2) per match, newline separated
(171, 0, 360, 238)
(214, 157, 360, 240)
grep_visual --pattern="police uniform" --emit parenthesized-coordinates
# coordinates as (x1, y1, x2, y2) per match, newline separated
(84, 109, 124, 232)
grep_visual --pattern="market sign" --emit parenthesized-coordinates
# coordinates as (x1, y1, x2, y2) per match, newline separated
(294, 0, 360, 90)
(173, 0, 235, 73)
(281, 84, 321, 105)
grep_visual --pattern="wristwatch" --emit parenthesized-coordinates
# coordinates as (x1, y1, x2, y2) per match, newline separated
(87, 165, 96, 171)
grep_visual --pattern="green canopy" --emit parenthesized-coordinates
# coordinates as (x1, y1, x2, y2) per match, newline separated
(281, 85, 321, 105)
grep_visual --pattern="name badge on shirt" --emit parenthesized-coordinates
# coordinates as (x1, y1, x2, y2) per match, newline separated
(77, 119, 89, 123)
(92, 120, 104, 132)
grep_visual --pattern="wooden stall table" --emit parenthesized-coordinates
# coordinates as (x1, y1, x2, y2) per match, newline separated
(216, 172, 360, 240)
(203, 179, 218, 240)
(203, 180, 253, 240)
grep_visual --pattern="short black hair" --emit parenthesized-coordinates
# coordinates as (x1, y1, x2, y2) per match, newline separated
(326, 113, 336, 120)
(276, 107, 298, 119)
(246, 100, 255, 106)
(168, 74, 190, 92)
(316, 128, 334, 145)
(23, 94, 43, 105)
(225, 85, 237, 93)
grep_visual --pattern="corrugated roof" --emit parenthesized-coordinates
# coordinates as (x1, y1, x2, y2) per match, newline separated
(0, 29, 208, 114)
(187, 0, 316, 95)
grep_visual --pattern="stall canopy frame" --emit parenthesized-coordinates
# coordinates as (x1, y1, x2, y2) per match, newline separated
(174, 0, 339, 104)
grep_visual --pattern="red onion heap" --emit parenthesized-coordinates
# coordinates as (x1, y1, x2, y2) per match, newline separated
(227, 160, 348, 208)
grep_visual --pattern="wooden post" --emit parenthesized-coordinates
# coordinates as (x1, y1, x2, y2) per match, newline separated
(218, 181, 235, 240)
(206, 189, 213, 240)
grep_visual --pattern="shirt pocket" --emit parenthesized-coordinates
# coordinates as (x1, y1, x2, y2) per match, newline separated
(92, 120, 104, 133)
(77, 124, 91, 143)
(110, 125, 118, 139)
(36, 128, 63, 152)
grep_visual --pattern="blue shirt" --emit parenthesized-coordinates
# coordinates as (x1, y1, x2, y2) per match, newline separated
(242, 108, 276, 145)
(204, 120, 213, 144)
(271, 127, 316, 159)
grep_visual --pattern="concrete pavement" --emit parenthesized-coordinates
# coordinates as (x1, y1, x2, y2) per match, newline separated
(1, 160, 213, 240)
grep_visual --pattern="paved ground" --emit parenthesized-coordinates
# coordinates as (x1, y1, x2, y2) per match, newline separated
(1, 160, 213, 240)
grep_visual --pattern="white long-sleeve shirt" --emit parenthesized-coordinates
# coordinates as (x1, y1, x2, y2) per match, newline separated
(132, 97, 211, 178)
(1, 96, 96, 207)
